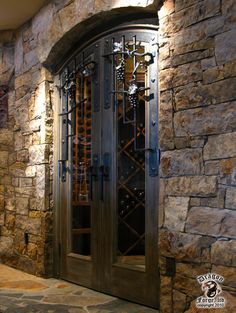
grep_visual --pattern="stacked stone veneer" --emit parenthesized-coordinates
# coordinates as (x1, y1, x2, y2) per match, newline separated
(0, 25, 54, 275)
(158, 0, 236, 312)
(0, 0, 235, 312)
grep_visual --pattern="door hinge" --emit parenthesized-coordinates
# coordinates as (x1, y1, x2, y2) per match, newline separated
(58, 160, 67, 182)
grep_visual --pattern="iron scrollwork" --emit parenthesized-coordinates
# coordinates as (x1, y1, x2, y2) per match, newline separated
(109, 35, 156, 152)
(59, 55, 96, 181)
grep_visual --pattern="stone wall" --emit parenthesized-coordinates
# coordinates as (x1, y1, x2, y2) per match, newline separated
(0, 0, 235, 312)
(158, 0, 236, 312)
(0, 26, 54, 275)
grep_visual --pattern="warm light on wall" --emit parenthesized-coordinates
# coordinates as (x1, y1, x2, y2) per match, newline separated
(113, 0, 154, 8)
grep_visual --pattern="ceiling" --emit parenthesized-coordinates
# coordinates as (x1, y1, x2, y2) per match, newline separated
(0, 0, 49, 30)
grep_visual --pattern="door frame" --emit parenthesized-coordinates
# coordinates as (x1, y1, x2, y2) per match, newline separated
(53, 21, 160, 308)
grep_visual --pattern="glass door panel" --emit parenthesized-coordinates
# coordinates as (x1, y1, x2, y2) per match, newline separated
(115, 40, 150, 268)
(71, 72, 92, 257)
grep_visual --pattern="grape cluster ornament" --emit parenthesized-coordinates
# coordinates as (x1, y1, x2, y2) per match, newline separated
(116, 59, 125, 81)
(128, 82, 139, 108)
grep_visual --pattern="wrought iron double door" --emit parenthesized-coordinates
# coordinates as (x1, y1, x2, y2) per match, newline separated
(59, 26, 159, 308)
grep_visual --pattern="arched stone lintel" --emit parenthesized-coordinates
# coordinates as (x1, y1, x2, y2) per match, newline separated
(43, 1, 162, 73)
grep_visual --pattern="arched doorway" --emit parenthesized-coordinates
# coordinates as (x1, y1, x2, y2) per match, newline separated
(57, 22, 159, 308)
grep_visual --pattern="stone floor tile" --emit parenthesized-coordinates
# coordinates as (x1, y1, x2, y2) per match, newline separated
(0, 280, 48, 290)
(22, 295, 44, 300)
(88, 299, 159, 313)
(0, 292, 23, 297)
(0, 264, 159, 313)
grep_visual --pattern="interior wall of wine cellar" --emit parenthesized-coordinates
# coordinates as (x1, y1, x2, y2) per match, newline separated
(0, 0, 236, 312)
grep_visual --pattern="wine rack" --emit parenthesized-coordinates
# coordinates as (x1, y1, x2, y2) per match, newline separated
(113, 41, 148, 262)
(71, 73, 92, 256)
(117, 79, 146, 258)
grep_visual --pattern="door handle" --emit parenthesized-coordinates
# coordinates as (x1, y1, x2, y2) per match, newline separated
(88, 154, 99, 201)
(99, 153, 110, 201)
(99, 165, 104, 201)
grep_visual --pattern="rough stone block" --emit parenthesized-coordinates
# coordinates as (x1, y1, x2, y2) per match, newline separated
(175, 0, 196, 12)
(19, 178, 33, 188)
(14, 32, 24, 75)
(5, 212, 15, 230)
(15, 197, 29, 215)
(0, 212, 4, 225)
(0, 151, 8, 168)
(176, 262, 211, 279)
(160, 62, 202, 91)
(174, 78, 236, 111)
(169, 49, 214, 69)
(220, 210, 236, 238)
(174, 137, 191, 149)
(15, 187, 34, 198)
(189, 197, 201, 207)
(222, 0, 236, 28)
(204, 132, 236, 160)
(159, 68, 174, 91)
(26, 242, 38, 260)
(25, 165, 37, 177)
(0, 236, 13, 258)
(9, 162, 26, 177)
(172, 15, 225, 50)
(29, 144, 49, 165)
(9, 152, 17, 166)
(29, 118, 41, 133)
(225, 187, 236, 209)
(212, 265, 236, 288)
(5, 198, 15, 211)
(15, 215, 41, 235)
(0, 129, 13, 145)
(165, 176, 217, 197)
(159, 230, 215, 262)
(58, 1, 78, 34)
(174, 274, 200, 298)
(160, 90, 173, 115)
(164, 196, 190, 231)
(185, 207, 225, 236)
(204, 160, 220, 175)
(0, 86, 8, 127)
(14, 132, 24, 151)
(0, 195, 4, 210)
(23, 49, 39, 73)
(219, 171, 236, 187)
(200, 188, 225, 209)
(15, 103, 29, 132)
(190, 137, 205, 148)
(203, 60, 236, 84)
(17, 149, 29, 163)
(15, 85, 31, 101)
(173, 289, 186, 313)
(215, 29, 236, 65)
(172, 62, 202, 88)
(161, 148, 203, 177)
(160, 275, 173, 313)
(158, 0, 174, 19)
(159, 127, 174, 150)
(201, 57, 216, 70)
(211, 240, 236, 267)
(160, 0, 220, 35)
(159, 94, 175, 150)
(174, 101, 236, 137)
